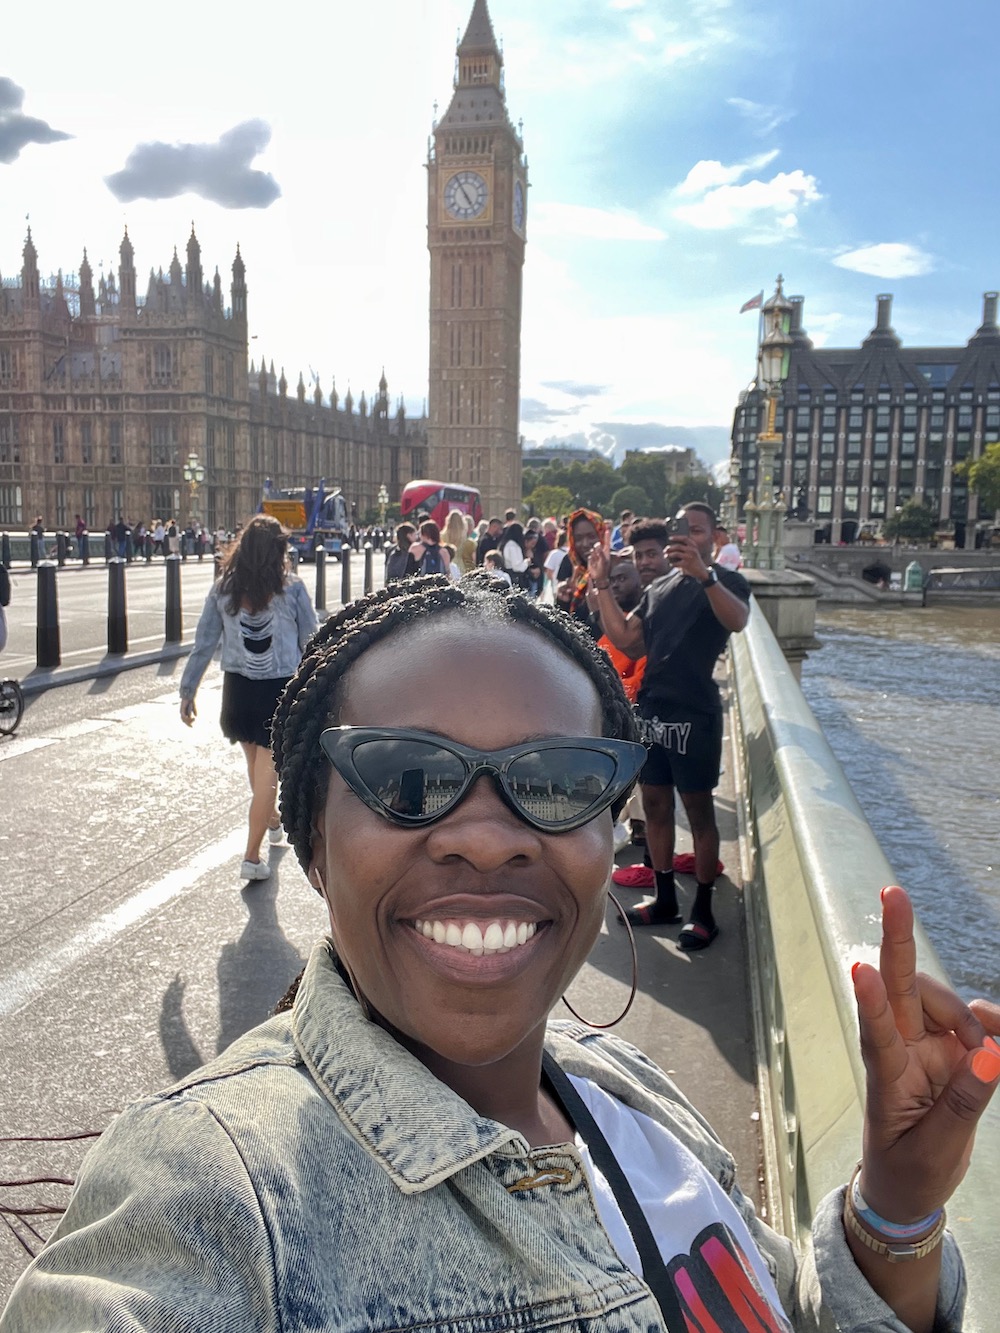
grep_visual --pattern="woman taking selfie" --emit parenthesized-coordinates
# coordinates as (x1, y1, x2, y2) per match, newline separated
(177, 513, 317, 881)
(2, 574, 998, 1332)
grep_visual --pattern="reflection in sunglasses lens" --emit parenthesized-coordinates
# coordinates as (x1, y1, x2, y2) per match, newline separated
(354, 740, 465, 818)
(508, 750, 615, 822)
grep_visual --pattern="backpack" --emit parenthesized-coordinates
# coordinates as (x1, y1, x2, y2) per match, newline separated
(385, 548, 415, 582)
(417, 543, 444, 576)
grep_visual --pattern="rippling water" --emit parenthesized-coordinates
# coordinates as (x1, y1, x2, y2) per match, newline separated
(799, 604, 1000, 999)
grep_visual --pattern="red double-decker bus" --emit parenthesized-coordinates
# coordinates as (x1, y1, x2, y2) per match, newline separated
(400, 480, 483, 530)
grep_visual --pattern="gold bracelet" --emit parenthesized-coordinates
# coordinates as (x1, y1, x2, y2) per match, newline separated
(843, 1177, 947, 1264)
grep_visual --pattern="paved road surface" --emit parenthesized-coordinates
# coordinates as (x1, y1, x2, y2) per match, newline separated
(0, 579, 760, 1305)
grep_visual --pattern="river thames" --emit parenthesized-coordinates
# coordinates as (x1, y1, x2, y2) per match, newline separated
(799, 603, 1000, 999)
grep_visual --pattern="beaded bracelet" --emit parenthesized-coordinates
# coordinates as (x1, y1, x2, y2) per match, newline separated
(850, 1165, 943, 1240)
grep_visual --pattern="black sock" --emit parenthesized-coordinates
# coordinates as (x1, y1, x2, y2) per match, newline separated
(691, 881, 715, 926)
(654, 870, 678, 917)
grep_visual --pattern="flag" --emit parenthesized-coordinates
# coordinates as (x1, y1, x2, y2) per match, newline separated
(740, 291, 764, 313)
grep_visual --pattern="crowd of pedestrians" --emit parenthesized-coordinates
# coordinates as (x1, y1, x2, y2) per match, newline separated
(384, 502, 748, 953)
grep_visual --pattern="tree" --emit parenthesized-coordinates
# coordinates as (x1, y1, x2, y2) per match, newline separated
(609, 485, 653, 517)
(525, 484, 574, 519)
(669, 473, 724, 519)
(883, 499, 936, 543)
(955, 440, 1000, 517)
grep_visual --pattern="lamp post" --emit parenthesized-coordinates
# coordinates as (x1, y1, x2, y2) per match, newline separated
(746, 276, 793, 570)
(182, 453, 206, 530)
(377, 483, 389, 530)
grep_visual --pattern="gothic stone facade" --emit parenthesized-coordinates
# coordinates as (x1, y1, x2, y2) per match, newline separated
(0, 228, 427, 532)
(731, 291, 1000, 546)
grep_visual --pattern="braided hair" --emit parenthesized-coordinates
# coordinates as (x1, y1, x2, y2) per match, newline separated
(271, 572, 639, 875)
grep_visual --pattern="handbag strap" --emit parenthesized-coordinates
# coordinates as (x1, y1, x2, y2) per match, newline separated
(541, 1052, 685, 1329)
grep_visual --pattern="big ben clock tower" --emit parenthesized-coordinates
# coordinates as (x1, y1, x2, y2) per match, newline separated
(427, 0, 527, 515)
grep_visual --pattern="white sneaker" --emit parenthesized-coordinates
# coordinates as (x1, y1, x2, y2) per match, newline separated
(240, 858, 271, 881)
(613, 822, 630, 854)
(267, 824, 285, 845)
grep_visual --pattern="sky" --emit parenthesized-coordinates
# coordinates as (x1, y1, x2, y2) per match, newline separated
(3, 0, 1000, 469)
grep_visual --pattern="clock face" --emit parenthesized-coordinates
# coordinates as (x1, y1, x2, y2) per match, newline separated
(513, 180, 525, 230)
(444, 170, 489, 221)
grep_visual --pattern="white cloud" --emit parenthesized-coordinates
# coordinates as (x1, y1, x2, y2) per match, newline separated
(726, 97, 793, 137)
(530, 202, 667, 242)
(673, 157, 821, 238)
(832, 243, 934, 279)
(674, 150, 778, 198)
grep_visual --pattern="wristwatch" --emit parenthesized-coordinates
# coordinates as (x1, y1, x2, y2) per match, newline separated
(700, 568, 719, 588)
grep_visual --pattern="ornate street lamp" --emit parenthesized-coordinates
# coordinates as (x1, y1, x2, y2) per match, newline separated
(377, 483, 389, 529)
(182, 452, 206, 527)
(746, 277, 793, 570)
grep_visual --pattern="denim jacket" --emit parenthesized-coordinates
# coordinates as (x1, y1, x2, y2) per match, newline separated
(178, 576, 317, 700)
(0, 941, 965, 1332)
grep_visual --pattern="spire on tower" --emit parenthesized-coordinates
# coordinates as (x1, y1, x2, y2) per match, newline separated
(80, 248, 96, 317)
(231, 243, 247, 324)
(21, 228, 39, 301)
(118, 227, 137, 313)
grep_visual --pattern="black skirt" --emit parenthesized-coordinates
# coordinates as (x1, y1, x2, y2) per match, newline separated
(219, 672, 290, 749)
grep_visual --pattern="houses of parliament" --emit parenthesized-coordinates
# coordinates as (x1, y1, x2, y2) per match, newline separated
(0, 0, 526, 532)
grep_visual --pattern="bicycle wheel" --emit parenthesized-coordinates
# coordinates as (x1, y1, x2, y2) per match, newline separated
(0, 679, 24, 736)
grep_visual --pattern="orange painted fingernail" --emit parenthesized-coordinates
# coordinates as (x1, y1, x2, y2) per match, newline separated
(851, 961, 861, 981)
(880, 887, 887, 902)
(971, 1049, 1000, 1084)
(987, 1035, 1000, 1057)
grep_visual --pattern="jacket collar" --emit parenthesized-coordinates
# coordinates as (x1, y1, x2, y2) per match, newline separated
(292, 941, 527, 1194)
(291, 941, 736, 1197)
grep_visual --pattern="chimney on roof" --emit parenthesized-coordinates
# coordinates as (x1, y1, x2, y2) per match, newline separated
(863, 292, 900, 347)
(981, 291, 998, 331)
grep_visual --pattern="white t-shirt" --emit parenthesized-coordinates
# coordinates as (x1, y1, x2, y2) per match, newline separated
(567, 1075, 791, 1330)
(716, 543, 742, 571)
(544, 547, 567, 577)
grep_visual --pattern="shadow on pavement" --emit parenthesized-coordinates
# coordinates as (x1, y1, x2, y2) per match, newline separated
(158, 868, 306, 1080)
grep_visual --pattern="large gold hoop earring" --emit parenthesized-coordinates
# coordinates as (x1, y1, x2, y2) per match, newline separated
(560, 892, 638, 1030)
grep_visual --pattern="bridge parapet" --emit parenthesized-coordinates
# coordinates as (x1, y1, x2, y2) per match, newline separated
(729, 602, 1000, 1324)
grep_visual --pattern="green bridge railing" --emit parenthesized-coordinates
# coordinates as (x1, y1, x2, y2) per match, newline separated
(729, 602, 1000, 1328)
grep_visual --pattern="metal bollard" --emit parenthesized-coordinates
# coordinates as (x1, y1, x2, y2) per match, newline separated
(197, 534, 204, 562)
(165, 554, 183, 643)
(81, 532, 90, 565)
(145, 534, 153, 563)
(315, 547, 327, 611)
(125, 535, 134, 564)
(340, 545, 351, 605)
(36, 561, 61, 669)
(30, 532, 40, 567)
(363, 542, 374, 596)
(2, 532, 11, 568)
(104, 532, 113, 563)
(108, 558, 128, 654)
(55, 531, 67, 566)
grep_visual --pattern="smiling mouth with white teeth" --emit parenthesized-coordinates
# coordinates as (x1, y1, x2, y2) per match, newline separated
(411, 919, 540, 957)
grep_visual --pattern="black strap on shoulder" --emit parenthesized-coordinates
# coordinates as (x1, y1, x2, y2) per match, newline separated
(542, 1052, 685, 1329)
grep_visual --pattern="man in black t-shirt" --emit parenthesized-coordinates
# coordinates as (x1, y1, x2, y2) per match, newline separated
(589, 503, 750, 950)
(475, 518, 503, 566)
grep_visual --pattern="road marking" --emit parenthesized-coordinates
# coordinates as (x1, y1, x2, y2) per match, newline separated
(0, 828, 246, 1018)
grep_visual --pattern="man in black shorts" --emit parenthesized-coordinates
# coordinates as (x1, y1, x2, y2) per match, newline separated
(589, 503, 750, 950)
